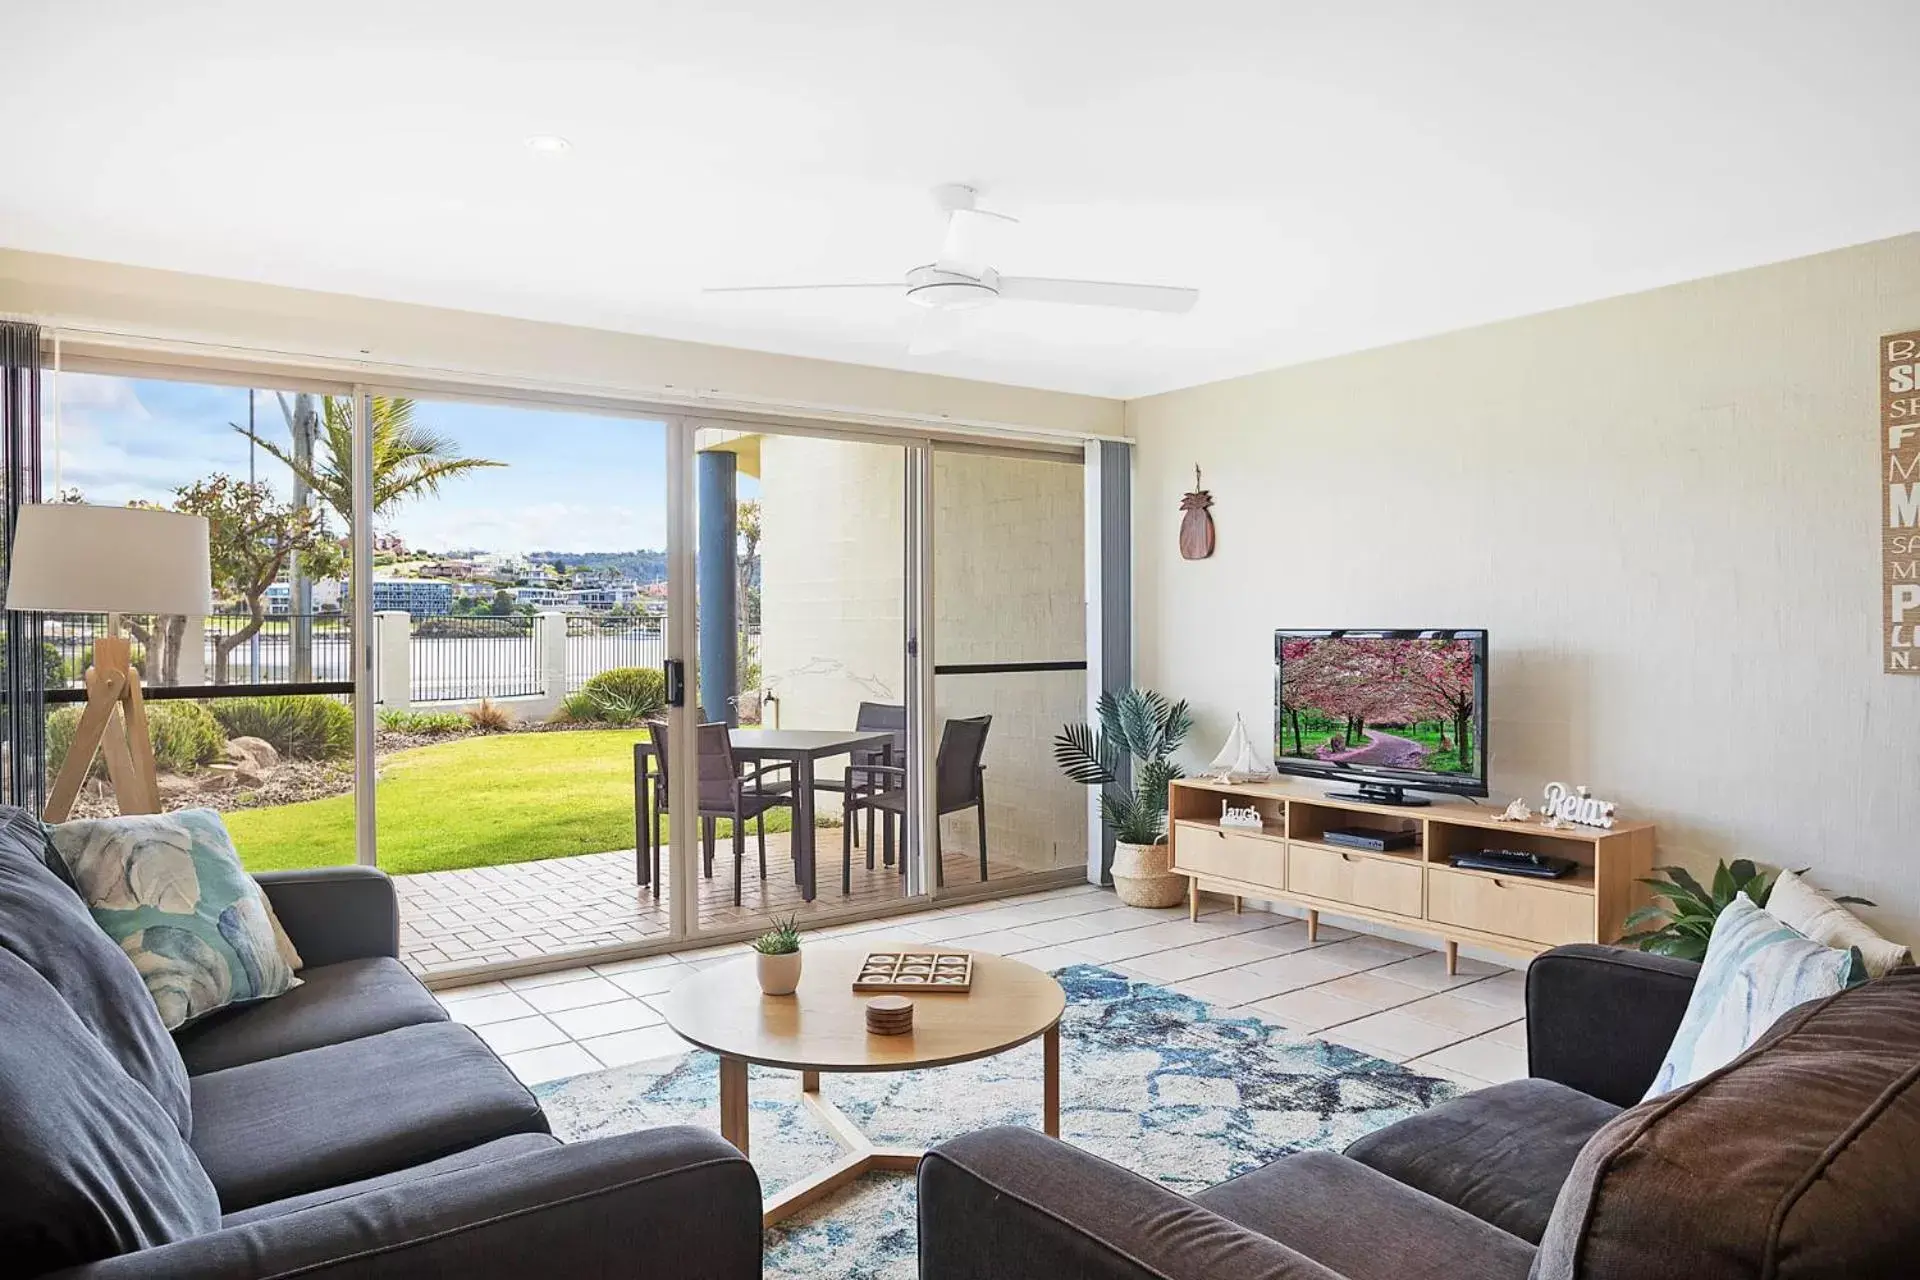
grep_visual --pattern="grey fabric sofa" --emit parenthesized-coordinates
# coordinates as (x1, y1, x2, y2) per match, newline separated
(919, 944, 1920, 1280)
(0, 809, 761, 1278)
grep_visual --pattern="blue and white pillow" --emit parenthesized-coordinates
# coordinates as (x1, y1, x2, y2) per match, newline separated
(49, 809, 300, 1030)
(1644, 892, 1861, 1099)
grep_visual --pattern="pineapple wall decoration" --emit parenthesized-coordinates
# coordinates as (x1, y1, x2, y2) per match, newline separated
(1179, 465, 1215, 560)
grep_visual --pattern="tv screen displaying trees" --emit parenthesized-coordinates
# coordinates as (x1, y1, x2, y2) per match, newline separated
(1274, 632, 1484, 779)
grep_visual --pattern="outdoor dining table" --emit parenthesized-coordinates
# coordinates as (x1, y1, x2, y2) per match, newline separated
(634, 727, 895, 902)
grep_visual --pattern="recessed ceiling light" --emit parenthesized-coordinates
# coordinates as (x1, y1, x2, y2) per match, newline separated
(524, 134, 571, 154)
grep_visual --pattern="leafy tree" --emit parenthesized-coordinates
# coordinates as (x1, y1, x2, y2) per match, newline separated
(736, 498, 762, 688)
(236, 395, 504, 524)
(170, 477, 344, 683)
(488, 588, 516, 616)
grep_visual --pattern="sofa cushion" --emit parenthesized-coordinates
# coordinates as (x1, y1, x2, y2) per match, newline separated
(0, 804, 192, 1139)
(0, 948, 220, 1274)
(222, 1133, 561, 1226)
(189, 1021, 549, 1211)
(1767, 869, 1912, 978)
(1645, 892, 1861, 1099)
(174, 956, 449, 1075)
(49, 809, 302, 1030)
(1193, 1150, 1535, 1280)
(1343, 1078, 1619, 1244)
(1536, 972, 1920, 1280)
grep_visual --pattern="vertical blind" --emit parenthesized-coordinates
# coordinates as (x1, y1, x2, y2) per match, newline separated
(1, 322, 46, 812)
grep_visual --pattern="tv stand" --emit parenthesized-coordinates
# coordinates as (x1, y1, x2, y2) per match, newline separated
(1330, 783, 1431, 808)
(1167, 778, 1656, 972)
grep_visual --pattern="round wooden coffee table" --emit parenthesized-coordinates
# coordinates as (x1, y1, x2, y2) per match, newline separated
(662, 943, 1067, 1225)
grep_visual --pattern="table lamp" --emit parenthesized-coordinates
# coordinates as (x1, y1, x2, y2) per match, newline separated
(3, 504, 214, 822)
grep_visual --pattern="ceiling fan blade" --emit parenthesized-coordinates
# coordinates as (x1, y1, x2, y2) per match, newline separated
(996, 276, 1199, 313)
(703, 282, 900, 295)
(907, 307, 964, 355)
(935, 206, 1018, 276)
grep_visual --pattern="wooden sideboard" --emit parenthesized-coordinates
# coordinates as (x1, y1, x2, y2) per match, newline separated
(1169, 778, 1657, 973)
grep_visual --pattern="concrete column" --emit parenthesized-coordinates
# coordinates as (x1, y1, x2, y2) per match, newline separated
(534, 611, 569, 717)
(374, 610, 410, 709)
(697, 448, 739, 725)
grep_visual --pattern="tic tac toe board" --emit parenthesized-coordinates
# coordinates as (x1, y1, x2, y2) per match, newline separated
(852, 950, 974, 992)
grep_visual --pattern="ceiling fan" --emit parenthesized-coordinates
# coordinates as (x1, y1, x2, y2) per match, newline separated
(705, 184, 1200, 354)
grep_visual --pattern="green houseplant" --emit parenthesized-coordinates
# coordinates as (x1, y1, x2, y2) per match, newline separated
(751, 913, 804, 995)
(1620, 859, 1872, 962)
(1053, 688, 1193, 907)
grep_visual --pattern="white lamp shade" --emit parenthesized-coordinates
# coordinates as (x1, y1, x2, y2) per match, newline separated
(4, 504, 214, 616)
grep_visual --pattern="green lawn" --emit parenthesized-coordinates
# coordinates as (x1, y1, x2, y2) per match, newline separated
(226, 729, 794, 876)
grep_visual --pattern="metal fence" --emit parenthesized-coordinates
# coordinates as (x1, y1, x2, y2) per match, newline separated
(565, 615, 667, 691)
(39, 613, 354, 693)
(408, 615, 540, 703)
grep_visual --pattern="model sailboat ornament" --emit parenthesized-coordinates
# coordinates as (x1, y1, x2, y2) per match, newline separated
(1206, 714, 1273, 784)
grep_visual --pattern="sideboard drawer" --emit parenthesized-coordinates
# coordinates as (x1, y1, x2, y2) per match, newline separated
(1287, 842, 1424, 918)
(1172, 822, 1284, 889)
(1426, 866, 1594, 947)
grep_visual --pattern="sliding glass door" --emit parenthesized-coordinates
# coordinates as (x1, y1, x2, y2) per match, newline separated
(35, 364, 363, 876)
(929, 446, 1089, 895)
(9, 338, 1110, 982)
(683, 422, 922, 940)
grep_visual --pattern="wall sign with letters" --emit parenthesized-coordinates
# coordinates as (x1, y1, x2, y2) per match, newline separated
(1885, 329, 1920, 674)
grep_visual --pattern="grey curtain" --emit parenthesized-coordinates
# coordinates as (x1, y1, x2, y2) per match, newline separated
(1094, 439, 1132, 883)
(1, 321, 46, 813)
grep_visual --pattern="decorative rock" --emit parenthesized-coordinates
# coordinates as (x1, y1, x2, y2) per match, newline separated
(225, 736, 281, 774)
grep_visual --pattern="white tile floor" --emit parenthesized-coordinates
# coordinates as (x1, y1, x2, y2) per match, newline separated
(435, 884, 1529, 1091)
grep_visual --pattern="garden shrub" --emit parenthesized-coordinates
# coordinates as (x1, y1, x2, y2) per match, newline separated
(45, 699, 226, 778)
(464, 699, 515, 732)
(211, 695, 353, 761)
(378, 708, 468, 735)
(0, 642, 67, 687)
(573, 666, 667, 724)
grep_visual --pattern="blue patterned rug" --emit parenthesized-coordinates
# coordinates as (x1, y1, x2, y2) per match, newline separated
(535, 964, 1455, 1279)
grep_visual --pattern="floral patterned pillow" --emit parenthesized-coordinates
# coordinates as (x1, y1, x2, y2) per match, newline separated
(49, 809, 300, 1030)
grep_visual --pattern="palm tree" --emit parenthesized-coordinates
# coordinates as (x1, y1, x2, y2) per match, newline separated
(236, 396, 504, 524)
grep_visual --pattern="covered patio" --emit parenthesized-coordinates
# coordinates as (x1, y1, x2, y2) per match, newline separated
(394, 831, 1030, 978)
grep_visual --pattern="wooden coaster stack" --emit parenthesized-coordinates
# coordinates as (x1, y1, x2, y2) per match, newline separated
(865, 995, 914, 1036)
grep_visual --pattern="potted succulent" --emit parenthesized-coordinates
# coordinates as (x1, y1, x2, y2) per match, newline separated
(750, 913, 804, 995)
(1054, 688, 1193, 908)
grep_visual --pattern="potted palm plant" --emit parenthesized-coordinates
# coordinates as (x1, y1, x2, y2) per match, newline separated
(1054, 688, 1192, 907)
(750, 914, 803, 995)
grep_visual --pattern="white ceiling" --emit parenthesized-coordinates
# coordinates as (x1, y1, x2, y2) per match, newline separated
(3, 2, 1914, 399)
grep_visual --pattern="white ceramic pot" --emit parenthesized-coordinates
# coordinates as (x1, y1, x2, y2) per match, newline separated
(1111, 840, 1186, 908)
(756, 948, 803, 995)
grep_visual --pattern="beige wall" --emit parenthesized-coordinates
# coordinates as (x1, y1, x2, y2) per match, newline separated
(1128, 232, 1920, 944)
(0, 249, 1122, 437)
(756, 438, 1086, 872)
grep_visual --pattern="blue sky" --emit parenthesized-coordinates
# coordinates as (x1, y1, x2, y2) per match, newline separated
(43, 372, 733, 555)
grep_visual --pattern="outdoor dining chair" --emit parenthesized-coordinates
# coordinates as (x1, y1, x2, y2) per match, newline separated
(639, 719, 795, 906)
(842, 714, 992, 894)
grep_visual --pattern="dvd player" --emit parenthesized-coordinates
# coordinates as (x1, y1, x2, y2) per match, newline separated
(1449, 850, 1577, 879)
(1322, 826, 1418, 852)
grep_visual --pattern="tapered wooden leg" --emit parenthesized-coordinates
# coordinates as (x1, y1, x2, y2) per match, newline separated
(1188, 877, 1199, 921)
(1233, 895, 1243, 914)
(1444, 940, 1459, 976)
(801, 1069, 820, 1093)
(1042, 1024, 1061, 1138)
(719, 1055, 750, 1156)
(1306, 909, 1319, 942)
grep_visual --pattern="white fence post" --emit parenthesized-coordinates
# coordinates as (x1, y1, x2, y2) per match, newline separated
(534, 612, 569, 717)
(177, 618, 207, 686)
(375, 611, 411, 709)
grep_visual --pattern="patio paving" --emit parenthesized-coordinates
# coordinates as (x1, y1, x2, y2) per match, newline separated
(394, 829, 1033, 977)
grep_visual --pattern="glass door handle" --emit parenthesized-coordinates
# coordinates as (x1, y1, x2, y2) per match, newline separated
(664, 659, 686, 708)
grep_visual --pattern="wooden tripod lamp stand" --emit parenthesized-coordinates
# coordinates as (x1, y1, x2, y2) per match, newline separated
(3, 504, 213, 823)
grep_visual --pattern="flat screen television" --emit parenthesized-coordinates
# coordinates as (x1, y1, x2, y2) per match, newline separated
(1273, 629, 1488, 805)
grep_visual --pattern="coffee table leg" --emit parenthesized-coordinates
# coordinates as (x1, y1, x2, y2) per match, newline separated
(1043, 1024, 1060, 1138)
(720, 1055, 750, 1157)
